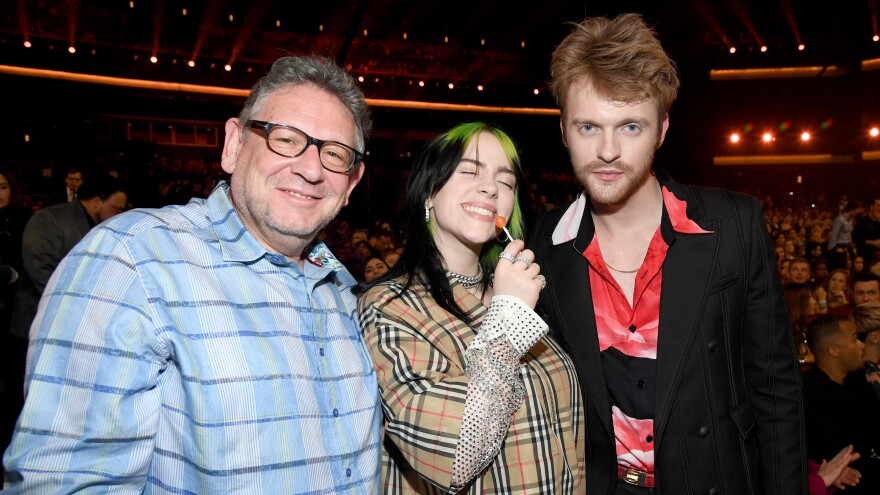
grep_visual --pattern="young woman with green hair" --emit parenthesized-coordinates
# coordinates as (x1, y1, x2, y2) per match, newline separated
(358, 122, 585, 493)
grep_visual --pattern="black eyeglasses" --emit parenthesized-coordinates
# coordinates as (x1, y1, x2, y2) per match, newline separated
(246, 120, 364, 175)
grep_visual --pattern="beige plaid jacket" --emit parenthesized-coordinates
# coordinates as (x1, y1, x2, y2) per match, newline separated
(358, 275, 585, 494)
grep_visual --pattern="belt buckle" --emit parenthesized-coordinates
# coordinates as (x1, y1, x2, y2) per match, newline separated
(623, 468, 646, 486)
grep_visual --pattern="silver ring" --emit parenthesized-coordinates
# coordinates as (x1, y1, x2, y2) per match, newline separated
(515, 255, 532, 268)
(534, 274, 546, 289)
(499, 252, 516, 263)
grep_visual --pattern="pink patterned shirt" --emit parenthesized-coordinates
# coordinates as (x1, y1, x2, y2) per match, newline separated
(581, 185, 710, 473)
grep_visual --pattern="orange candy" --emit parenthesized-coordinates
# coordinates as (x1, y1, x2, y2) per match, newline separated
(495, 216, 507, 229)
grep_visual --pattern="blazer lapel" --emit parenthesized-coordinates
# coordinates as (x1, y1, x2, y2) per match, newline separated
(653, 219, 719, 443)
(541, 229, 614, 437)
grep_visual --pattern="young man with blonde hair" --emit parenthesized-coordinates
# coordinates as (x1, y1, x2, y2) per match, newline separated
(532, 13, 805, 494)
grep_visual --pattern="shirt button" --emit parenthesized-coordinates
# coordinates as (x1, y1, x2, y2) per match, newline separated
(629, 324, 637, 333)
(333, 409, 339, 417)
(319, 348, 325, 356)
(699, 426, 710, 437)
(707, 341, 718, 353)
(637, 380, 645, 388)
(346, 468, 352, 477)
(646, 435, 653, 443)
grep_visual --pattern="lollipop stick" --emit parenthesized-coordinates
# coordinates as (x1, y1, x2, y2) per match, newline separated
(495, 216, 514, 242)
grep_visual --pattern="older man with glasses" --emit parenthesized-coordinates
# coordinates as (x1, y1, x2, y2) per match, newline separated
(3, 56, 381, 494)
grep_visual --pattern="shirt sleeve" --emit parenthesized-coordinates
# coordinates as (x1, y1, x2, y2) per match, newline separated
(358, 288, 547, 492)
(3, 224, 166, 493)
(452, 295, 548, 488)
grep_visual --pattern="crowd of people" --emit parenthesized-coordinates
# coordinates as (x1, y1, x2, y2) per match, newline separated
(1, 13, 878, 495)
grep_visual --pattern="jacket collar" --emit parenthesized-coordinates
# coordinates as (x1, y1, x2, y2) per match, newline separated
(551, 169, 712, 253)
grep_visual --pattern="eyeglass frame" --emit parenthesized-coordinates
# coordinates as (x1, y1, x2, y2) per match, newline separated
(245, 120, 364, 175)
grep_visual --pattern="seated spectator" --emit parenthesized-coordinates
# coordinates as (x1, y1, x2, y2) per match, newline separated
(784, 238, 798, 260)
(812, 261, 829, 287)
(779, 258, 792, 283)
(383, 251, 399, 269)
(853, 273, 880, 305)
(369, 228, 396, 255)
(815, 269, 853, 315)
(362, 257, 389, 282)
(852, 255, 866, 275)
(851, 302, 880, 399)
(354, 240, 381, 263)
(803, 315, 880, 494)
(351, 228, 368, 246)
(789, 257, 812, 284)
(774, 245, 786, 262)
(784, 282, 819, 362)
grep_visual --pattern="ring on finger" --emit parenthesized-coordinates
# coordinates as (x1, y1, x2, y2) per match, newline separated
(499, 251, 516, 263)
(534, 274, 546, 289)
(515, 255, 532, 268)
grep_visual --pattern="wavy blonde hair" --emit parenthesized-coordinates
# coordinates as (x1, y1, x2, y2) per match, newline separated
(550, 13, 680, 123)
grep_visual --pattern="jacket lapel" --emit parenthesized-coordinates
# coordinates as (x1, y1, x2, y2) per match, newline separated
(541, 213, 614, 437)
(653, 183, 720, 444)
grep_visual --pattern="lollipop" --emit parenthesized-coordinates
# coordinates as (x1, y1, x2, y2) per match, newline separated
(495, 215, 514, 242)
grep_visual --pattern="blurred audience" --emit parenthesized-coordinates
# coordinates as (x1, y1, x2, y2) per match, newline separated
(803, 315, 880, 494)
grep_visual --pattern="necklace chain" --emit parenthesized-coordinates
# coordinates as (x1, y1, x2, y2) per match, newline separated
(604, 260, 640, 274)
(448, 265, 484, 289)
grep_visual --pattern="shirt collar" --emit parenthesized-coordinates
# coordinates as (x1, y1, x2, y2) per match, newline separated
(207, 181, 357, 288)
(551, 170, 713, 247)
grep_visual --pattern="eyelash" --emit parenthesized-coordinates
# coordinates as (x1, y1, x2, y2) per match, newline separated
(461, 170, 515, 189)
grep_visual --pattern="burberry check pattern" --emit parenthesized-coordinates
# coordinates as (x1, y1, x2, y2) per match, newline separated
(3, 182, 382, 494)
(358, 276, 585, 494)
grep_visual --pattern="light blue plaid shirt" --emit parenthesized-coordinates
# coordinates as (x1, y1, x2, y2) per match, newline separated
(3, 182, 381, 494)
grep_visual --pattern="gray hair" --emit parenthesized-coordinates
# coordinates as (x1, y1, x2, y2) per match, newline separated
(238, 55, 371, 151)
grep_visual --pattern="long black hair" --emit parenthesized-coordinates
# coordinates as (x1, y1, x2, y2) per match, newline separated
(358, 122, 527, 324)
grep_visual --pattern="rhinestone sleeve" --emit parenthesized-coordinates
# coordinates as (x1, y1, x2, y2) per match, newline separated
(450, 296, 549, 488)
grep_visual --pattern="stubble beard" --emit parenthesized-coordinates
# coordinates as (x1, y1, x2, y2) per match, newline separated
(232, 177, 343, 255)
(575, 157, 654, 207)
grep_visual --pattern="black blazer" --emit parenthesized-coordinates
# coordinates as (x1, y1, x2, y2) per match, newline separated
(532, 172, 806, 495)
